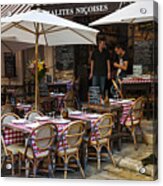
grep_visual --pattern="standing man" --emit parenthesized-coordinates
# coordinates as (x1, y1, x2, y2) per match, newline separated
(110, 44, 129, 98)
(89, 37, 111, 98)
(114, 44, 129, 79)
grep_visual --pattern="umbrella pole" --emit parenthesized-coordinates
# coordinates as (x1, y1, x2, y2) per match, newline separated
(35, 26, 39, 111)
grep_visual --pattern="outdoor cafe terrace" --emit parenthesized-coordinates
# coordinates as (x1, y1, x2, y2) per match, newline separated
(1, 2, 158, 180)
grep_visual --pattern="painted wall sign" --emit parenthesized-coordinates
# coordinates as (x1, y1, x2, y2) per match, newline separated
(49, 4, 109, 16)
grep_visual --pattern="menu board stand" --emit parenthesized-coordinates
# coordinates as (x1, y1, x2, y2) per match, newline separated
(4, 52, 16, 78)
(88, 86, 101, 105)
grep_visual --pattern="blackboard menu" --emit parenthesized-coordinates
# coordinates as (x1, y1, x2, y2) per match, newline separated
(39, 81, 49, 97)
(88, 86, 101, 104)
(56, 46, 74, 70)
(4, 53, 16, 78)
(134, 40, 153, 73)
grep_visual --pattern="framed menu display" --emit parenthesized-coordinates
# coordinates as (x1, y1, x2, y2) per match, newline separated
(4, 52, 16, 78)
(88, 86, 101, 104)
(56, 46, 74, 70)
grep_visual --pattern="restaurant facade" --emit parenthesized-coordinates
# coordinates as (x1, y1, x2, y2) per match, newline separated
(1, 2, 157, 103)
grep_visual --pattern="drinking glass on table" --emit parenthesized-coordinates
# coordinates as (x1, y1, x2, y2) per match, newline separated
(60, 108, 63, 119)
(48, 112, 53, 119)
(81, 106, 87, 115)
(52, 111, 55, 119)
(113, 92, 119, 100)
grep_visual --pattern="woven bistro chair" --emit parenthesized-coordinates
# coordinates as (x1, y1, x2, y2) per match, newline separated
(1, 136, 8, 170)
(63, 90, 78, 111)
(111, 78, 123, 99)
(57, 121, 86, 179)
(88, 113, 116, 170)
(1, 136, 23, 176)
(123, 97, 148, 150)
(1, 112, 20, 124)
(25, 110, 44, 122)
(1, 103, 14, 115)
(18, 123, 58, 177)
(1, 113, 24, 176)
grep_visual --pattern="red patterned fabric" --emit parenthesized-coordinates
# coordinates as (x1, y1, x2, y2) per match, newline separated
(109, 100, 133, 125)
(3, 128, 24, 145)
(122, 78, 157, 84)
(3, 100, 134, 155)
(120, 102, 133, 125)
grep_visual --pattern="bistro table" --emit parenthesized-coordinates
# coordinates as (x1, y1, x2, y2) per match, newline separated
(48, 80, 73, 93)
(69, 112, 102, 170)
(2, 117, 91, 175)
(15, 104, 32, 117)
(50, 93, 65, 111)
(2, 118, 71, 176)
(121, 76, 158, 119)
(121, 76, 157, 98)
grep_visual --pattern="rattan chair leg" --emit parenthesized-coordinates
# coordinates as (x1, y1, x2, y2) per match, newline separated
(97, 148, 101, 171)
(48, 155, 54, 178)
(11, 154, 15, 176)
(1, 156, 7, 170)
(107, 142, 116, 167)
(76, 159, 85, 178)
(76, 153, 85, 178)
(25, 159, 30, 177)
(138, 124, 148, 145)
(51, 156, 56, 173)
(131, 127, 138, 150)
(18, 154, 22, 176)
(64, 157, 68, 179)
(108, 150, 116, 167)
(33, 161, 37, 178)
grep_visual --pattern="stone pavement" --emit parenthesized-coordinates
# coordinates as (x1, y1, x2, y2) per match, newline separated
(87, 119, 158, 181)
(88, 143, 157, 181)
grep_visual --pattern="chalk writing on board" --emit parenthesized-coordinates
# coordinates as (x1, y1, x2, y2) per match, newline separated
(4, 53, 16, 78)
(134, 40, 153, 73)
(56, 46, 74, 70)
(88, 86, 101, 104)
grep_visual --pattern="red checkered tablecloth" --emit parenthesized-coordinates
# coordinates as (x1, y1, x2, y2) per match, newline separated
(3, 101, 134, 157)
(3, 128, 25, 145)
(69, 113, 103, 141)
(3, 120, 69, 156)
(109, 100, 134, 125)
(122, 78, 157, 84)
(3, 116, 102, 156)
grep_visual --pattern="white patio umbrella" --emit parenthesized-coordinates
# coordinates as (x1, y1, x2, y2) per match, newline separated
(89, 1, 158, 26)
(2, 40, 35, 53)
(1, 9, 99, 110)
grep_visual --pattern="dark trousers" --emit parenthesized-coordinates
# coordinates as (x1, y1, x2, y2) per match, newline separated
(105, 79, 113, 98)
(92, 76, 106, 97)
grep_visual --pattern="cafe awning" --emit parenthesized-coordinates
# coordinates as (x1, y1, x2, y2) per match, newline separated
(89, 1, 158, 26)
(1, 4, 33, 18)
